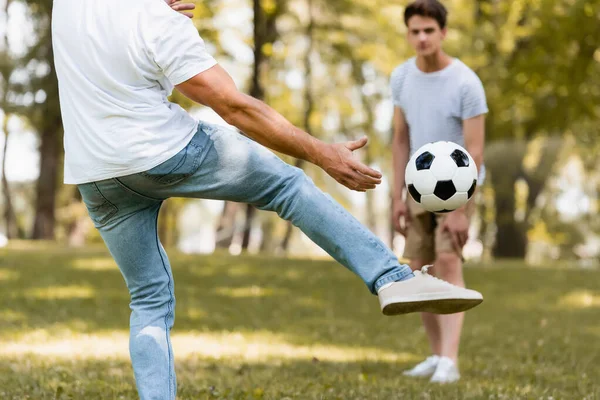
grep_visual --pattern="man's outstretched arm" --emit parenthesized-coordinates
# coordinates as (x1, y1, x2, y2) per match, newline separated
(176, 64, 382, 192)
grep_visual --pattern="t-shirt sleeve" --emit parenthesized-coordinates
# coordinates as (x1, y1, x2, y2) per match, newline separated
(460, 74, 488, 120)
(144, 2, 217, 85)
(390, 65, 406, 108)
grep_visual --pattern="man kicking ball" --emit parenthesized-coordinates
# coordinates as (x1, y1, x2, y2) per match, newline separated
(52, 0, 482, 398)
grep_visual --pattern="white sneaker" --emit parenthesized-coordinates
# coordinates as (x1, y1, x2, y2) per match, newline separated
(378, 266, 483, 316)
(403, 355, 440, 377)
(430, 356, 460, 383)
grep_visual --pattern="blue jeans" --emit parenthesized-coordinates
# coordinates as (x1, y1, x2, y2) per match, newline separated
(77, 121, 413, 400)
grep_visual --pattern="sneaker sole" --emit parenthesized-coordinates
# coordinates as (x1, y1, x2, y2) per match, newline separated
(382, 298, 482, 316)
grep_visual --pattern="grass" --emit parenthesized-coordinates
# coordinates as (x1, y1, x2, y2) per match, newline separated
(0, 243, 599, 399)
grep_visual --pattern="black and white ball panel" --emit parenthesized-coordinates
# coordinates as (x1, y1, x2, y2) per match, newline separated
(433, 180, 457, 201)
(405, 141, 478, 213)
(415, 151, 435, 170)
(450, 149, 470, 167)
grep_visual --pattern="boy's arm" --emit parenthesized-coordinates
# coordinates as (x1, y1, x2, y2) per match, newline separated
(462, 114, 485, 173)
(392, 107, 410, 201)
(391, 106, 411, 235)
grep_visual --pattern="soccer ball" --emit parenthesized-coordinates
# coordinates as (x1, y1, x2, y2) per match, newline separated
(405, 141, 478, 213)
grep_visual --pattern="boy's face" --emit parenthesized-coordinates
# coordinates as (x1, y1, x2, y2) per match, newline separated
(406, 15, 446, 56)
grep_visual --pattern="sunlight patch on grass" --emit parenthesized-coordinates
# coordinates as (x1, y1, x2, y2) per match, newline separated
(0, 269, 18, 281)
(182, 307, 207, 321)
(284, 269, 302, 280)
(294, 296, 325, 309)
(586, 326, 600, 337)
(189, 266, 218, 277)
(24, 285, 96, 300)
(226, 265, 252, 277)
(213, 286, 288, 298)
(4, 239, 58, 251)
(0, 310, 26, 323)
(71, 258, 117, 271)
(558, 290, 600, 309)
(0, 331, 415, 364)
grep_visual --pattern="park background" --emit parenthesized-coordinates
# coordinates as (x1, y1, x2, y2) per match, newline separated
(0, 0, 599, 398)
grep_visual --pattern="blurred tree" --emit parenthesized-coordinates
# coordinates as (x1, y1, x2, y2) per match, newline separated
(8, 0, 61, 240)
(278, 0, 315, 252)
(463, 0, 600, 258)
(0, 0, 24, 239)
(239, 0, 288, 251)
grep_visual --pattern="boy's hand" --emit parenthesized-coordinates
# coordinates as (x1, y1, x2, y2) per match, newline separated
(441, 208, 469, 253)
(392, 198, 411, 236)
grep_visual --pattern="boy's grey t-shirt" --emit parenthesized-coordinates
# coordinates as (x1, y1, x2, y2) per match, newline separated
(390, 57, 488, 180)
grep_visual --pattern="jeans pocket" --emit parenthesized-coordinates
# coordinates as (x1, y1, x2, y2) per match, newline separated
(78, 183, 119, 226)
(140, 140, 205, 185)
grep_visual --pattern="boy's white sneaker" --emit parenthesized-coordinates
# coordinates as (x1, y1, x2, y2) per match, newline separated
(403, 355, 440, 377)
(377, 266, 483, 315)
(429, 356, 460, 383)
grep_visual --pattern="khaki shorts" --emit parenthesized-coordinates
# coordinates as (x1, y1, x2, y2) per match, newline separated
(402, 197, 475, 262)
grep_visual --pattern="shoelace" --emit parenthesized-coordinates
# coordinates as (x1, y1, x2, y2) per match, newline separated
(419, 265, 453, 286)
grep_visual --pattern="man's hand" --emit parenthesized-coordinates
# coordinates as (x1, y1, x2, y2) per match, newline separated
(316, 137, 382, 192)
(167, 0, 195, 18)
(392, 198, 410, 236)
(441, 208, 470, 253)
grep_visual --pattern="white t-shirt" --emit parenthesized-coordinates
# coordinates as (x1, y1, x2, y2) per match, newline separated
(390, 57, 488, 182)
(52, 0, 218, 184)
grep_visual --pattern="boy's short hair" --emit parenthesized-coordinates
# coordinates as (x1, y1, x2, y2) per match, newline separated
(404, 0, 448, 29)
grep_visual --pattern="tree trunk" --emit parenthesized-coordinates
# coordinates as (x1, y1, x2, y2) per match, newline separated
(259, 213, 277, 253)
(241, 0, 268, 251)
(250, 0, 266, 102)
(486, 140, 528, 258)
(215, 201, 238, 249)
(1, 0, 20, 239)
(241, 203, 256, 250)
(1, 113, 20, 238)
(492, 191, 528, 258)
(31, 116, 62, 240)
(487, 138, 562, 259)
(280, 214, 295, 252)
(280, 0, 314, 253)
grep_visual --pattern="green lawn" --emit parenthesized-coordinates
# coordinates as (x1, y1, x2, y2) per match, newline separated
(0, 243, 599, 399)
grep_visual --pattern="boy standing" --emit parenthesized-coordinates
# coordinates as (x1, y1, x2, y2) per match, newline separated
(390, 0, 488, 383)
